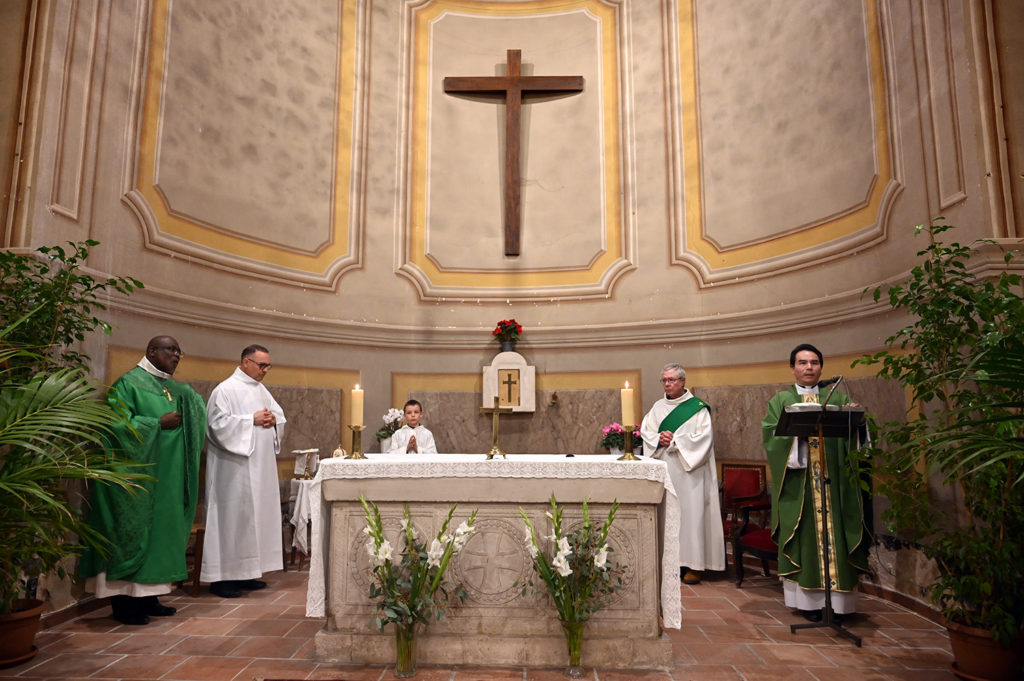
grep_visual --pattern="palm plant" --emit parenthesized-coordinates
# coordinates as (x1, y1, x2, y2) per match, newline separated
(0, 339, 148, 614)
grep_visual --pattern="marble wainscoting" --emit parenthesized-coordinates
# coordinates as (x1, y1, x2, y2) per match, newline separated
(408, 389, 624, 454)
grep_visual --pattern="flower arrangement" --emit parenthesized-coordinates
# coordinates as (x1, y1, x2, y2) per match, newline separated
(492, 318, 523, 343)
(360, 496, 478, 676)
(374, 407, 404, 441)
(599, 422, 641, 452)
(519, 495, 626, 676)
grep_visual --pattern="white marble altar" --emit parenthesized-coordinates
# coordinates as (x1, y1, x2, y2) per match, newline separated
(306, 453, 680, 670)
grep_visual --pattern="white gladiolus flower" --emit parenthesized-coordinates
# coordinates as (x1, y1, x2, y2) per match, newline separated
(376, 539, 393, 564)
(594, 545, 609, 569)
(362, 526, 372, 536)
(427, 538, 445, 568)
(527, 542, 539, 558)
(552, 553, 573, 577)
(365, 541, 378, 564)
(557, 537, 571, 556)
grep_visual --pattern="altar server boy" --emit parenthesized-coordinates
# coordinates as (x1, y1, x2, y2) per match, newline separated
(387, 399, 438, 454)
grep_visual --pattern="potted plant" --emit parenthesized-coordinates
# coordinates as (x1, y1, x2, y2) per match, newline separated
(374, 407, 404, 452)
(598, 422, 641, 455)
(492, 318, 523, 352)
(0, 242, 145, 666)
(854, 222, 1024, 681)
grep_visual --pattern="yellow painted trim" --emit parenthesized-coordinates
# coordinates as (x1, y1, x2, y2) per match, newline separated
(135, 0, 358, 271)
(678, 0, 892, 267)
(409, 0, 622, 286)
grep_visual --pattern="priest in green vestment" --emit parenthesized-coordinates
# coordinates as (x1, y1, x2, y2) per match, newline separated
(79, 336, 206, 625)
(761, 344, 870, 621)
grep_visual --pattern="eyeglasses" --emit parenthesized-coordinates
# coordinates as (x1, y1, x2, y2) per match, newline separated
(661, 377, 682, 384)
(154, 345, 184, 356)
(246, 358, 272, 370)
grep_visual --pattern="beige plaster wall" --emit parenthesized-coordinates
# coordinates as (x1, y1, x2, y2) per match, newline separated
(7, 0, 1024, 614)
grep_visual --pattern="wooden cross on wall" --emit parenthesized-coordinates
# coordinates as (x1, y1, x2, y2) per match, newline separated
(443, 49, 584, 256)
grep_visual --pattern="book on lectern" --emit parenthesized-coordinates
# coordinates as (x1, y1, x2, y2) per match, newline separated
(775, 403, 865, 439)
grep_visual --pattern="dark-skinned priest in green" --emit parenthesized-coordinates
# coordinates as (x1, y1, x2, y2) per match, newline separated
(762, 344, 870, 623)
(79, 336, 206, 625)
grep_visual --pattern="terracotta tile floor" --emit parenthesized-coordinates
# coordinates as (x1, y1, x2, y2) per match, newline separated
(1, 568, 958, 681)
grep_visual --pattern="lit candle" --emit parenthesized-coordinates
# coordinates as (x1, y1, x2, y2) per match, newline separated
(621, 381, 635, 426)
(351, 384, 364, 427)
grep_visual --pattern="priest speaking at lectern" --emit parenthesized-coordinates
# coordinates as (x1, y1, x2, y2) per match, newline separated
(762, 344, 871, 623)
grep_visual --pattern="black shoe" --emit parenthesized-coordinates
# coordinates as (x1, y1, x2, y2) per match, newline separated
(235, 579, 267, 591)
(111, 595, 150, 625)
(141, 595, 176, 617)
(800, 609, 823, 622)
(210, 581, 243, 598)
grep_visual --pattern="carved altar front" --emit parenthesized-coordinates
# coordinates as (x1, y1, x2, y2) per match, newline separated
(308, 454, 678, 670)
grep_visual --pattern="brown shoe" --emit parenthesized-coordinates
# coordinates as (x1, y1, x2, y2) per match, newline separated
(682, 570, 702, 584)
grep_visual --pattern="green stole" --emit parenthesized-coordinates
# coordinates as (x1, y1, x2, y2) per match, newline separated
(657, 396, 710, 433)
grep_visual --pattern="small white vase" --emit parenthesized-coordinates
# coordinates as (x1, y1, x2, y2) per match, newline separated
(608, 447, 624, 457)
(379, 436, 392, 453)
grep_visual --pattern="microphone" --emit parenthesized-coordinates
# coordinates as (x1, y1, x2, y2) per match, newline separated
(817, 376, 842, 388)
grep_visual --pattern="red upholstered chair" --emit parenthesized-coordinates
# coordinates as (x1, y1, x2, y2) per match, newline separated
(734, 501, 777, 586)
(719, 462, 777, 586)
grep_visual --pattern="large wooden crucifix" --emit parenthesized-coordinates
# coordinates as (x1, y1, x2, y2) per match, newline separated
(443, 49, 584, 256)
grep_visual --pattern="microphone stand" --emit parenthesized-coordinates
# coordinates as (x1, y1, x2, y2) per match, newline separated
(789, 377, 862, 647)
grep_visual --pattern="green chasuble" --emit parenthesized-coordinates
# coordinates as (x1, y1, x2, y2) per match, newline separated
(79, 366, 206, 583)
(761, 386, 870, 593)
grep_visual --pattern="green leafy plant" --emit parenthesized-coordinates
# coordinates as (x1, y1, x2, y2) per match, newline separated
(0, 337, 148, 615)
(854, 222, 1024, 645)
(0, 240, 143, 379)
(359, 496, 477, 632)
(0, 242, 147, 616)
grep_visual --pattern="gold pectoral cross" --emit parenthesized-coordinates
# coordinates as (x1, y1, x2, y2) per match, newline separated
(162, 386, 174, 402)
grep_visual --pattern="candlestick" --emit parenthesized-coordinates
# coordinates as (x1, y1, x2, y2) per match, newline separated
(351, 384, 364, 427)
(345, 425, 366, 459)
(620, 381, 635, 427)
(618, 427, 640, 461)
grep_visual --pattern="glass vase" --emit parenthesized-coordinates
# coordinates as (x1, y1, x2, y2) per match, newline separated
(560, 619, 585, 678)
(393, 622, 417, 678)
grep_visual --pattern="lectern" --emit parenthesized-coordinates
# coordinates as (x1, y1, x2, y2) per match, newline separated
(775, 400, 865, 647)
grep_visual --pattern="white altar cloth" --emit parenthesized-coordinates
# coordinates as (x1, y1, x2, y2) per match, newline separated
(304, 453, 682, 628)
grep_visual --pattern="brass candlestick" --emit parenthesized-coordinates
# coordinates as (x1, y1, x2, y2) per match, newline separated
(618, 427, 640, 461)
(345, 425, 366, 459)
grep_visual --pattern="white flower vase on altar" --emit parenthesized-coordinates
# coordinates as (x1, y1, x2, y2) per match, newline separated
(608, 447, 624, 457)
(379, 436, 392, 454)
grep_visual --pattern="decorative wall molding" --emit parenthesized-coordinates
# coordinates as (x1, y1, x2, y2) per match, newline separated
(120, 0, 370, 287)
(48, 0, 104, 223)
(665, 0, 902, 286)
(393, 0, 638, 300)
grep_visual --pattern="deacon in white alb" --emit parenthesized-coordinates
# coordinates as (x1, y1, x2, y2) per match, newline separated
(640, 363, 725, 584)
(201, 344, 287, 598)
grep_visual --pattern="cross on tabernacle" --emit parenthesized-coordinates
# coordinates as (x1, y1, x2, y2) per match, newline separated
(501, 371, 517, 402)
(443, 49, 584, 257)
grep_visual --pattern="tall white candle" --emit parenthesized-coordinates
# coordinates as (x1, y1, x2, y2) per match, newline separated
(351, 384, 364, 427)
(621, 381, 635, 426)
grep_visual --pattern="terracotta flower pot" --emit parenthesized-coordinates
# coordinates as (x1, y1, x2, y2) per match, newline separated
(946, 619, 1024, 681)
(0, 598, 45, 669)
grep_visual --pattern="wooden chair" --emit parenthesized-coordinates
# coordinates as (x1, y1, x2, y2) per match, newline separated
(183, 522, 205, 597)
(719, 462, 777, 586)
